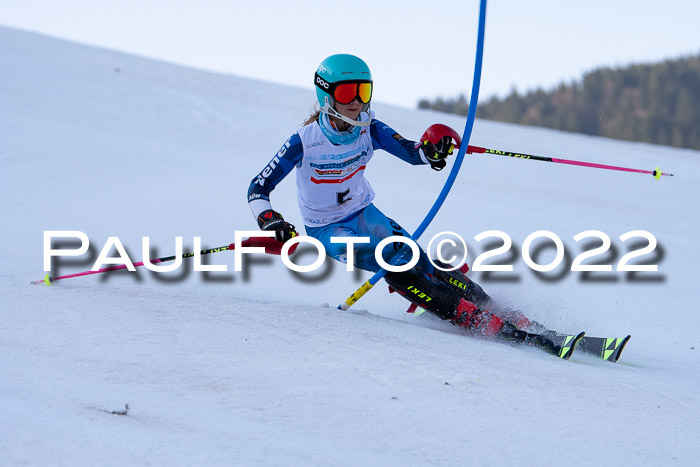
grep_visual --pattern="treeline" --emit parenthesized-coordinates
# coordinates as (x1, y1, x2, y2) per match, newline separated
(418, 53, 700, 151)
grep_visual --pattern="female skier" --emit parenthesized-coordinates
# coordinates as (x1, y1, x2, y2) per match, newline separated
(247, 54, 527, 340)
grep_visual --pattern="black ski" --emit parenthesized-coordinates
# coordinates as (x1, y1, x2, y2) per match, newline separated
(523, 331, 585, 360)
(498, 325, 585, 360)
(525, 321, 631, 363)
(576, 335, 631, 362)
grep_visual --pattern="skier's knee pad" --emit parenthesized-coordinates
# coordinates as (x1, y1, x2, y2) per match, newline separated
(432, 262, 492, 308)
(385, 270, 461, 320)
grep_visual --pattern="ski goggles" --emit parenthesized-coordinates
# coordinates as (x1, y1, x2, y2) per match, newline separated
(315, 74, 373, 105)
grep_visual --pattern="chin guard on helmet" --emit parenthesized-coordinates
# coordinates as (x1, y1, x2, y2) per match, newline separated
(320, 100, 372, 127)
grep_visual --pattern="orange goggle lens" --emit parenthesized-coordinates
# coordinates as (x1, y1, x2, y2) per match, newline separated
(333, 82, 373, 105)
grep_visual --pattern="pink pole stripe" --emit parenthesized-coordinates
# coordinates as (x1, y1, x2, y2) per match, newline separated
(551, 158, 655, 175)
(467, 145, 673, 177)
(53, 259, 164, 281)
(33, 237, 293, 285)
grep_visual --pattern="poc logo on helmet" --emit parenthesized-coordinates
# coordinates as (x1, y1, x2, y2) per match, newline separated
(316, 76, 329, 89)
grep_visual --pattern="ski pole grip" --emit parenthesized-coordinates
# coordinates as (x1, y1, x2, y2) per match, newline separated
(466, 145, 486, 154)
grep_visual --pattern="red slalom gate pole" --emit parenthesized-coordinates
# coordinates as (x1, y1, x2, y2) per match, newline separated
(466, 145, 674, 179)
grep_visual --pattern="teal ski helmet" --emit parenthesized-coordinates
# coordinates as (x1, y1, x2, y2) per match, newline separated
(314, 54, 373, 124)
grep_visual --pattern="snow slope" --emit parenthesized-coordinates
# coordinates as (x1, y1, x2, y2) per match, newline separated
(1, 26, 699, 466)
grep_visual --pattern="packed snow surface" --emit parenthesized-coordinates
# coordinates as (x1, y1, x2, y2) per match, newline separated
(1, 26, 699, 466)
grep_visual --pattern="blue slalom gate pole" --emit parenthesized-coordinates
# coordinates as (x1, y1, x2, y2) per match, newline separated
(339, 0, 488, 310)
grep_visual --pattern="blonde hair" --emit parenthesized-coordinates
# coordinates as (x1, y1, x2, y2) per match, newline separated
(303, 103, 321, 126)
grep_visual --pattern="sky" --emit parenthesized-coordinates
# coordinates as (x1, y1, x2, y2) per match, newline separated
(0, 0, 698, 108)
